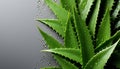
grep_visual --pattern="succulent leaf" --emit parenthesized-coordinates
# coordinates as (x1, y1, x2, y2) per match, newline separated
(96, 9, 111, 46)
(37, 27, 63, 49)
(37, 19, 64, 37)
(95, 30, 120, 52)
(45, 0, 68, 30)
(38, 27, 79, 69)
(64, 15, 79, 48)
(79, 0, 94, 20)
(105, 0, 114, 10)
(42, 48, 82, 65)
(60, 0, 76, 12)
(54, 55, 79, 69)
(73, 9, 94, 66)
(112, 1, 120, 20)
(84, 40, 119, 69)
(88, 0, 101, 37)
(115, 21, 120, 29)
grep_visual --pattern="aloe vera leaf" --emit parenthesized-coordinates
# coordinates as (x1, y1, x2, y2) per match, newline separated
(88, 0, 101, 37)
(79, 0, 94, 20)
(84, 40, 120, 69)
(42, 48, 82, 65)
(37, 27, 63, 49)
(73, 9, 94, 66)
(115, 21, 120, 29)
(112, 1, 120, 20)
(96, 9, 111, 46)
(95, 30, 120, 52)
(38, 26, 78, 68)
(106, 0, 114, 10)
(54, 55, 79, 69)
(60, 0, 76, 12)
(64, 16, 79, 48)
(99, 0, 114, 19)
(45, 0, 68, 27)
(37, 19, 64, 37)
(41, 67, 62, 69)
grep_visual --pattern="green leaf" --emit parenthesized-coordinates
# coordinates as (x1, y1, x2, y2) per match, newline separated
(37, 27, 63, 49)
(115, 21, 120, 29)
(37, 19, 64, 37)
(112, 1, 120, 20)
(95, 30, 120, 52)
(54, 55, 79, 69)
(84, 40, 120, 69)
(42, 48, 82, 65)
(105, 0, 114, 10)
(96, 9, 111, 46)
(73, 9, 94, 66)
(60, 0, 76, 12)
(79, 0, 94, 20)
(88, 0, 101, 37)
(64, 16, 79, 48)
(45, 0, 68, 29)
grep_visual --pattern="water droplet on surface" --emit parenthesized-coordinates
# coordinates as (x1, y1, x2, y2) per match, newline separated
(44, 45, 47, 48)
(48, 62, 52, 66)
(37, 0, 44, 4)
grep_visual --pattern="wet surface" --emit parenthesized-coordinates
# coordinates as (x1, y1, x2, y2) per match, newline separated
(0, 0, 60, 69)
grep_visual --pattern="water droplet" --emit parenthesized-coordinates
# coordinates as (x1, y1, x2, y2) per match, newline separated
(37, 0, 44, 4)
(48, 62, 51, 66)
(44, 45, 47, 48)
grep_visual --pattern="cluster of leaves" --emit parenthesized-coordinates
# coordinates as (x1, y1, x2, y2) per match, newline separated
(37, 0, 120, 69)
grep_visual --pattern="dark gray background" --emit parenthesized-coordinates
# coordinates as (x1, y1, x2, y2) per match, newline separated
(0, 0, 60, 69)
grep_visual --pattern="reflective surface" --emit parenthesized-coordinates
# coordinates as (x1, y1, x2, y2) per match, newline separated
(0, 0, 58, 69)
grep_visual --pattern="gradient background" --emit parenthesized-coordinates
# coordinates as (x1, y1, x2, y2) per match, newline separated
(0, 0, 60, 69)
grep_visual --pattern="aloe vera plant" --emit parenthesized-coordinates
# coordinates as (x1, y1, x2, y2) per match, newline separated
(37, 0, 120, 69)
